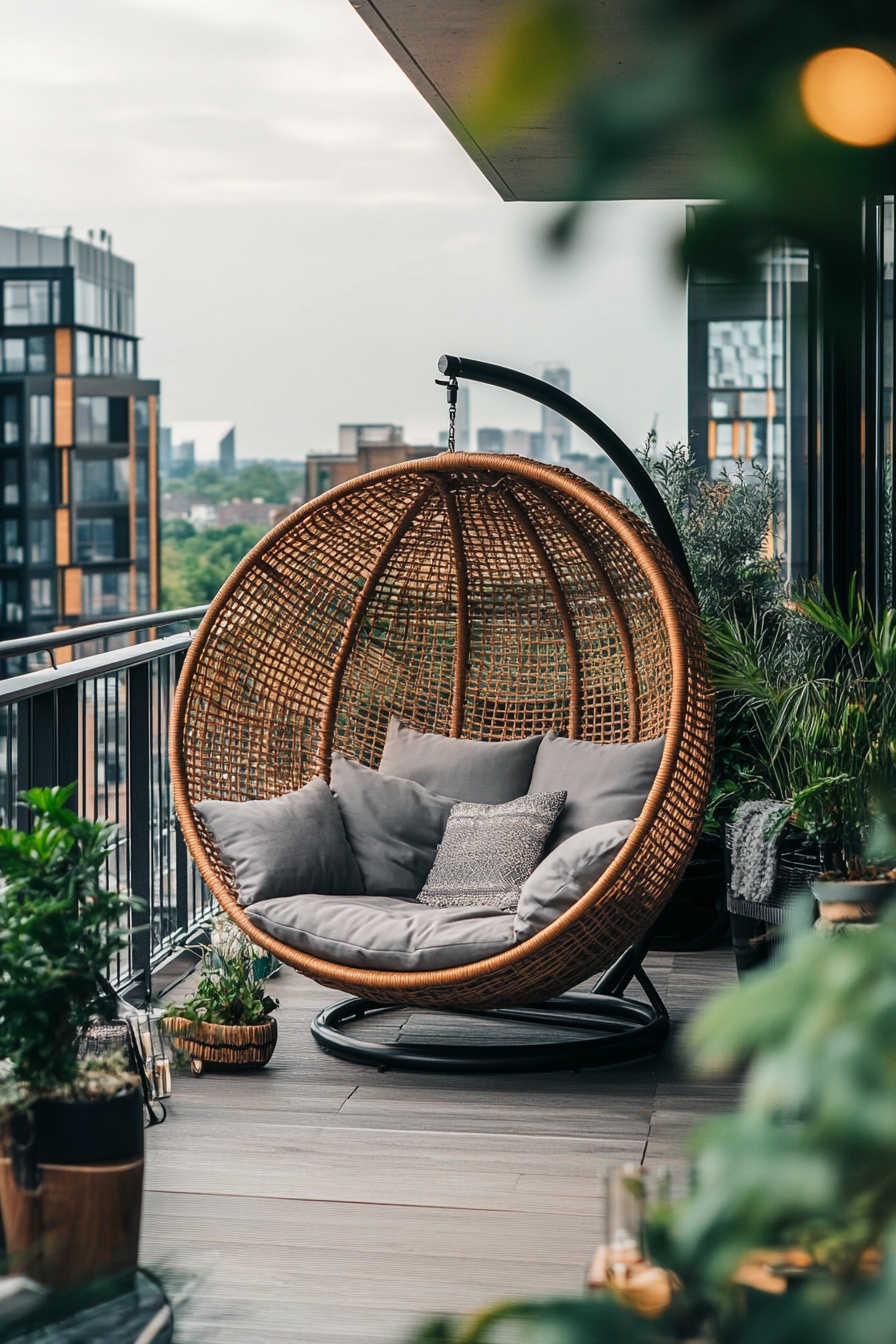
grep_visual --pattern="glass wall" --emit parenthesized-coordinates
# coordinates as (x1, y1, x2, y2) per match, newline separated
(72, 456, 129, 503)
(74, 396, 109, 446)
(688, 225, 809, 580)
(2, 278, 60, 326)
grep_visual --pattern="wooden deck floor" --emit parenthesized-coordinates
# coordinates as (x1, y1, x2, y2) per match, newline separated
(141, 947, 738, 1343)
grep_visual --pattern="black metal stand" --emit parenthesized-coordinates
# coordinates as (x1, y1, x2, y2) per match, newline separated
(310, 939, 669, 1074)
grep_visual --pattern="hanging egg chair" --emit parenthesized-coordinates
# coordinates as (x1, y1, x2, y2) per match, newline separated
(171, 357, 714, 1072)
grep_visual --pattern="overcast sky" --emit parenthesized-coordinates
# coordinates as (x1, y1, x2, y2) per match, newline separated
(0, 0, 689, 460)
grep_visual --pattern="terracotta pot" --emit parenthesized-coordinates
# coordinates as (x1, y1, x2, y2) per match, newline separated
(0, 1086, 144, 1292)
(811, 877, 896, 922)
(162, 1015, 277, 1074)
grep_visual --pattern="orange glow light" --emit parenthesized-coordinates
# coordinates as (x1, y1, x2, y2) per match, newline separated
(800, 47, 896, 147)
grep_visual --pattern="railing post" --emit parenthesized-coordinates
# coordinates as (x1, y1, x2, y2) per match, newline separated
(19, 685, 79, 817)
(127, 662, 152, 998)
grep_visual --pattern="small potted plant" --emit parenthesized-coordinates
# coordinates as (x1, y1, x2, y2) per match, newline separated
(162, 918, 279, 1074)
(0, 785, 144, 1292)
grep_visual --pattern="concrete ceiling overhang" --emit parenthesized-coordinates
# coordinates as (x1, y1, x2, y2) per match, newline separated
(349, 0, 710, 201)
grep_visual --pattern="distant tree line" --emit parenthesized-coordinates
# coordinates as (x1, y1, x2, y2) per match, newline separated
(161, 462, 305, 607)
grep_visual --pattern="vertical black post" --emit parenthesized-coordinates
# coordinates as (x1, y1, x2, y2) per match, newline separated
(24, 693, 55, 792)
(810, 201, 866, 603)
(809, 195, 891, 607)
(54, 684, 79, 792)
(127, 663, 152, 998)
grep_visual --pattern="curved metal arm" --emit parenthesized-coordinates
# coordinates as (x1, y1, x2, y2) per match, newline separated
(438, 354, 695, 598)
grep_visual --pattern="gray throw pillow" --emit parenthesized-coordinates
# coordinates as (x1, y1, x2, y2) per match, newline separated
(195, 777, 363, 907)
(528, 733, 666, 850)
(514, 819, 635, 941)
(330, 754, 456, 899)
(378, 716, 543, 804)
(417, 790, 566, 912)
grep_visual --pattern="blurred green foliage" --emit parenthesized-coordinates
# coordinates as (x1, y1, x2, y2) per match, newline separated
(161, 521, 265, 607)
(0, 786, 134, 1098)
(463, 0, 896, 283)
(410, 906, 896, 1343)
(164, 462, 304, 505)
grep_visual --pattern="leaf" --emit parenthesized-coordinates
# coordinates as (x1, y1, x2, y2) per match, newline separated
(461, 1, 587, 147)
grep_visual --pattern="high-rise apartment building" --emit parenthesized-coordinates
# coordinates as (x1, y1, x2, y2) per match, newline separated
(0, 226, 159, 639)
(476, 427, 505, 453)
(539, 364, 572, 462)
(687, 210, 810, 579)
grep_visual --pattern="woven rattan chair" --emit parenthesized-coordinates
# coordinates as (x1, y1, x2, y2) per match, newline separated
(171, 444, 714, 1071)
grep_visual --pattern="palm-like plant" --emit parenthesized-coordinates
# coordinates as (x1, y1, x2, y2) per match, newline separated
(707, 580, 896, 876)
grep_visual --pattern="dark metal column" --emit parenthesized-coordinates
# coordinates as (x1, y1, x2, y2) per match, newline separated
(127, 662, 152, 994)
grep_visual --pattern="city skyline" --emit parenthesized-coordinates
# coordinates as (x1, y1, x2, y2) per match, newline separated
(0, 0, 689, 462)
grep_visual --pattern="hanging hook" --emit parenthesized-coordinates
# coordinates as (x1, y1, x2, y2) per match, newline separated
(435, 375, 459, 451)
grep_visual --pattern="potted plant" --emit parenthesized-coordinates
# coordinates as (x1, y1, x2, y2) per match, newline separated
(709, 580, 896, 926)
(162, 918, 279, 1074)
(0, 785, 144, 1293)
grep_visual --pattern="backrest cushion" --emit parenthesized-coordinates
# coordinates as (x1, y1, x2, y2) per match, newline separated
(417, 791, 567, 913)
(378, 716, 543, 804)
(195, 777, 363, 907)
(330, 753, 456, 899)
(514, 819, 635, 941)
(528, 733, 665, 850)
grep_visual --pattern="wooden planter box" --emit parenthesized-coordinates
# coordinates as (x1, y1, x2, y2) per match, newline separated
(162, 1016, 277, 1074)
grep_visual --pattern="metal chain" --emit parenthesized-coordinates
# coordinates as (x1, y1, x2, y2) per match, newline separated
(436, 375, 460, 452)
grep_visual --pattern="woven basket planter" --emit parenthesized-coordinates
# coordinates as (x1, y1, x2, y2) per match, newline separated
(162, 1016, 277, 1075)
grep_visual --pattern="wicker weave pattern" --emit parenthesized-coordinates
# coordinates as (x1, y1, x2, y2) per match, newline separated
(171, 454, 714, 1010)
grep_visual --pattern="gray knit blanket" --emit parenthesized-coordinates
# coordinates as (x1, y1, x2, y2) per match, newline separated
(727, 800, 791, 905)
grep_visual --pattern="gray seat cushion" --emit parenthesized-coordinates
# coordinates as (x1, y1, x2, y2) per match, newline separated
(528, 733, 666, 850)
(418, 791, 567, 912)
(514, 819, 635, 940)
(247, 893, 517, 972)
(195, 778, 363, 907)
(378, 716, 543, 804)
(329, 753, 455, 899)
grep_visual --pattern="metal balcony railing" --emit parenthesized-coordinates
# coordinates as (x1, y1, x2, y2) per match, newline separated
(0, 607, 212, 995)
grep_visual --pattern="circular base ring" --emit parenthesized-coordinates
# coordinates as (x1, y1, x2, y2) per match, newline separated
(311, 991, 669, 1074)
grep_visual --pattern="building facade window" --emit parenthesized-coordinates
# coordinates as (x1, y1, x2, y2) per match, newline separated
(0, 578, 23, 624)
(29, 517, 53, 565)
(3, 396, 20, 446)
(28, 394, 52, 447)
(135, 568, 149, 610)
(75, 331, 135, 376)
(81, 569, 129, 616)
(29, 577, 53, 613)
(75, 517, 116, 562)
(134, 398, 149, 447)
(0, 336, 50, 375)
(708, 319, 784, 390)
(3, 279, 59, 326)
(28, 455, 51, 505)
(72, 455, 129, 503)
(2, 519, 22, 564)
(74, 396, 109, 446)
(135, 514, 149, 560)
(2, 458, 18, 505)
(74, 279, 134, 335)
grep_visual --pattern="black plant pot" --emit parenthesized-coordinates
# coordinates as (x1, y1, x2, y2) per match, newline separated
(651, 833, 729, 952)
(0, 1086, 145, 1292)
(32, 1087, 144, 1167)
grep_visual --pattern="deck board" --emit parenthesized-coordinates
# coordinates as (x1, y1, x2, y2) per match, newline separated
(142, 947, 737, 1342)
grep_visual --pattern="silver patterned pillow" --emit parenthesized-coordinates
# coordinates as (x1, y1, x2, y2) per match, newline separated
(417, 791, 567, 912)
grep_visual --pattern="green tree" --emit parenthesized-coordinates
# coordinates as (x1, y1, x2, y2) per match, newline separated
(163, 463, 304, 505)
(161, 522, 266, 607)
